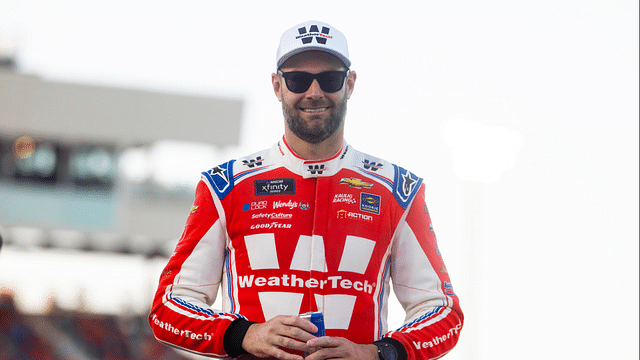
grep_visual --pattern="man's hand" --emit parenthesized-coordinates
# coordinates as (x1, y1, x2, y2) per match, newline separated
(305, 336, 379, 360)
(242, 315, 318, 360)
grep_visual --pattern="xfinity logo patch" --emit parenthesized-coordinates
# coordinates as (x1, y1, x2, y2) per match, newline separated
(255, 178, 295, 196)
(297, 25, 332, 45)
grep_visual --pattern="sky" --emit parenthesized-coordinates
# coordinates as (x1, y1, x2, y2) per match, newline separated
(0, 1, 638, 359)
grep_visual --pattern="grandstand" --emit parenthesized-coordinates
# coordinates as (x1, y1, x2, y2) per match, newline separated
(0, 63, 242, 359)
(0, 291, 191, 360)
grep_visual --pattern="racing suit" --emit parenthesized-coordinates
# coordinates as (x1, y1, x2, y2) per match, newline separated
(149, 138, 463, 359)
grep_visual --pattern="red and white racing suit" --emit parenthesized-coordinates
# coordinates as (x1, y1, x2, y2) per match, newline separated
(149, 138, 463, 359)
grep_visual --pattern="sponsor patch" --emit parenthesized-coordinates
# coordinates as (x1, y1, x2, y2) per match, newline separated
(339, 177, 373, 189)
(255, 178, 295, 196)
(251, 213, 293, 220)
(360, 193, 381, 215)
(444, 281, 455, 296)
(307, 164, 325, 175)
(336, 210, 373, 223)
(333, 194, 357, 204)
(273, 200, 299, 210)
(362, 159, 383, 172)
(243, 201, 268, 211)
(242, 156, 263, 168)
(250, 222, 292, 230)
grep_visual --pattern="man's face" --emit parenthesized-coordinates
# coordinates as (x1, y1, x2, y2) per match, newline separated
(273, 51, 356, 144)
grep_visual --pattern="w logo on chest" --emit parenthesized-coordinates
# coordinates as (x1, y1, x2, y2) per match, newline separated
(242, 156, 263, 168)
(238, 234, 377, 331)
(307, 164, 325, 175)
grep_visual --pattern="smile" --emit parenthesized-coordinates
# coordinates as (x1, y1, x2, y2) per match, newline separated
(302, 107, 328, 113)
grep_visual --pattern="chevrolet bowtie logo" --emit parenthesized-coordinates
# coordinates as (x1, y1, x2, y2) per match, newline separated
(339, 177, 373, 189)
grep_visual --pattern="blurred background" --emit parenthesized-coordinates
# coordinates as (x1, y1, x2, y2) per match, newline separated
(0, 1, 637, 359)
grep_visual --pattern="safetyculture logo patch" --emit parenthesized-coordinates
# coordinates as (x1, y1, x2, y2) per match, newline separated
(297, 25, 332, 45)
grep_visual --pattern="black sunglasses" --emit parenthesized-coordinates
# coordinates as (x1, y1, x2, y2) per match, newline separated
(278, 70, 349, 93)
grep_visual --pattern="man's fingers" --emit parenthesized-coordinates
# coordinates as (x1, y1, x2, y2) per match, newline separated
(307, 335, 338, 348)
(267, 347, 305, 360)
(278, 315, 319, 334)
(242, 315, 324, 359)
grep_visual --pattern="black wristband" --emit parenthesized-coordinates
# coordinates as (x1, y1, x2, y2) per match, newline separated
(223, 318, 256, 358)
(373, 337, 408, 360)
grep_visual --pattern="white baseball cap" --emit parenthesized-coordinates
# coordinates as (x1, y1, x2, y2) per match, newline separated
(276, 20, 351, 69)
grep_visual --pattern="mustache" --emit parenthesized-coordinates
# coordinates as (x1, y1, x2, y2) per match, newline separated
(298, 99, 330, 108)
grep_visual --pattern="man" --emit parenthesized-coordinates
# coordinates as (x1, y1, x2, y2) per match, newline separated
(149, 20, 463, 360)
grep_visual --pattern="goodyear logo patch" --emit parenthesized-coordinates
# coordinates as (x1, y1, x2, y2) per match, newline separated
(360, 193, 381, 215)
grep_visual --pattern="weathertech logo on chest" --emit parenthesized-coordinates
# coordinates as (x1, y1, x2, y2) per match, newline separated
(239, 233, 378, 330)
(297, 25, 332, 44)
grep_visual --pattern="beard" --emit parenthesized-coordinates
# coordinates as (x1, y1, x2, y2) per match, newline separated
(282, 93, 348, 144)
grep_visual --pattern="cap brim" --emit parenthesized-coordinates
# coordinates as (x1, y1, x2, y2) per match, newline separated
(277, 47, 351, 69)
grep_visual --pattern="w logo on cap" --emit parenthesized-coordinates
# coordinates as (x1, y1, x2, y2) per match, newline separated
(277, 20, 351, 69)
(298, 25, 331, 44)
